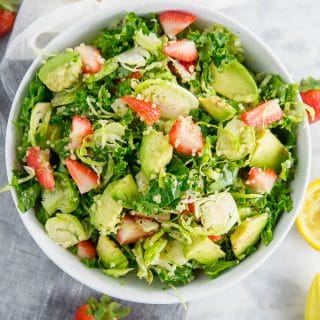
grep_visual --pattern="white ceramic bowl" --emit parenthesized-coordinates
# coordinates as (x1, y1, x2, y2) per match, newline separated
(6, 0, 311, 304)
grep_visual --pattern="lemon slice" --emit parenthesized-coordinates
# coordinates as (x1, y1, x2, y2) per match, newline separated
(305, 273, 320, 320)
(296, 179, 320, 250)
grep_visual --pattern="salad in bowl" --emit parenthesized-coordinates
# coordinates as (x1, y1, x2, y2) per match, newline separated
(10, 10, 306, 288)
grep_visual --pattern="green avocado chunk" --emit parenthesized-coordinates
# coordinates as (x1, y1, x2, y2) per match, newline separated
(230, 213, 268, 258)
(46, 124, 62, 142)
(38, 51, 82, 92)
(250, 129, 287, 172)
(185, 236, 225, 264)
(105, 174, 140, 208)
(89, 188, 123, 236)
(140, 131, 173, 177)
(198, 96, 236, 122)
(42, 172, 79, 215)
(45, 213, 90, 248)
(210, 60, 259, 103)
(97, 236, 128, 269)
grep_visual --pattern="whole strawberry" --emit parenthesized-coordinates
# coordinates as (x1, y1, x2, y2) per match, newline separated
(74, 295, 130, 320)
(0, 0, 19, 38)
(75, 304, 94, 320)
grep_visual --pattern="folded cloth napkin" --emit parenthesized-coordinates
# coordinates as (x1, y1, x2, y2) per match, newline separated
(0, 1, 245, 319)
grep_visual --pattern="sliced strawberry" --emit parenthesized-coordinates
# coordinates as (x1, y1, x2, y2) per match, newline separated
(74, 304, 94, 320)
(246, 167, 277, 194)
(70, 115, 94, 150)
(163, 40, 198, 62)
(182, 203, 195, 215)
(188, 201, 195, 213)
(77, 240, 97, 260)
(75, 45, 104, 74)
(179, 61, 196, 72)
(208, 235, 222, 242)
(116, 216, 154, 245)
(65, 158, 99, 194)
(160, 10, 196, 38)
(241, 99, 284, 127)
(26, 147, 55, 190)
(300, 90, 320, 123)
(121, 96, 161, 125)
(128, 71, 143, 80)
(168, 59, 196, 81)
(169, 116, 204, 156)
(26, 148, 41, 170)
(181, 197, 196, 215)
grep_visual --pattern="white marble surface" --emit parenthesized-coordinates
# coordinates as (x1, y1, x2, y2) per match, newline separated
(189, 0, 320, 319)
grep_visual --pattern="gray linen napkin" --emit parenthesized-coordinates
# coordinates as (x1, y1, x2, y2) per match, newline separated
(0, 7, 187, 320)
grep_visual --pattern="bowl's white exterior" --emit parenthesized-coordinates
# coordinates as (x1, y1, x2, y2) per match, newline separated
(5, 0, 311, 304)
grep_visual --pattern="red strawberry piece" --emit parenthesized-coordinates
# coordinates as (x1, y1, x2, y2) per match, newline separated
(0, 9, 16, 38)
(168, 59, 196, 81)
(246, 167, 277, 194)
(163, 40, 198, 62)
(65, 158, 99, 194)
(129, 71, 143, 80)
(77, 240, 97, 260)
(208, 235, 222, 242)
(70, 115, 94, 150)
(300, 90, 320, 123)
(121, 96, 161, 125)
(74, 304, 94, 320)
(160, 10, 197, 38)
(241, 99, 284, 127)
(188, 201, 195, 213)
(169, 116, 204, 156)
(26, 148, 43, 168)
(26, 147, 55, 190)
(116, 216, 153, 245)
(182, 202, 195, 215)
(179, 61, 196, 73)
(182, 197, 195, 214)
(75, 45, 104, 74)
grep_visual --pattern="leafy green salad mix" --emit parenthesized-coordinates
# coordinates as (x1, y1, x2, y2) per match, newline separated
(11, 11, 305, 286)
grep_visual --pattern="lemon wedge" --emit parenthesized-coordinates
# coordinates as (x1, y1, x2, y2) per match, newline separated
(305, 273, 320, 320)
(296, 179, 320, 251)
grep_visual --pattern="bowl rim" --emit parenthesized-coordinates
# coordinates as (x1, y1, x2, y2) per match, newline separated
(5, 0, 311, 304)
